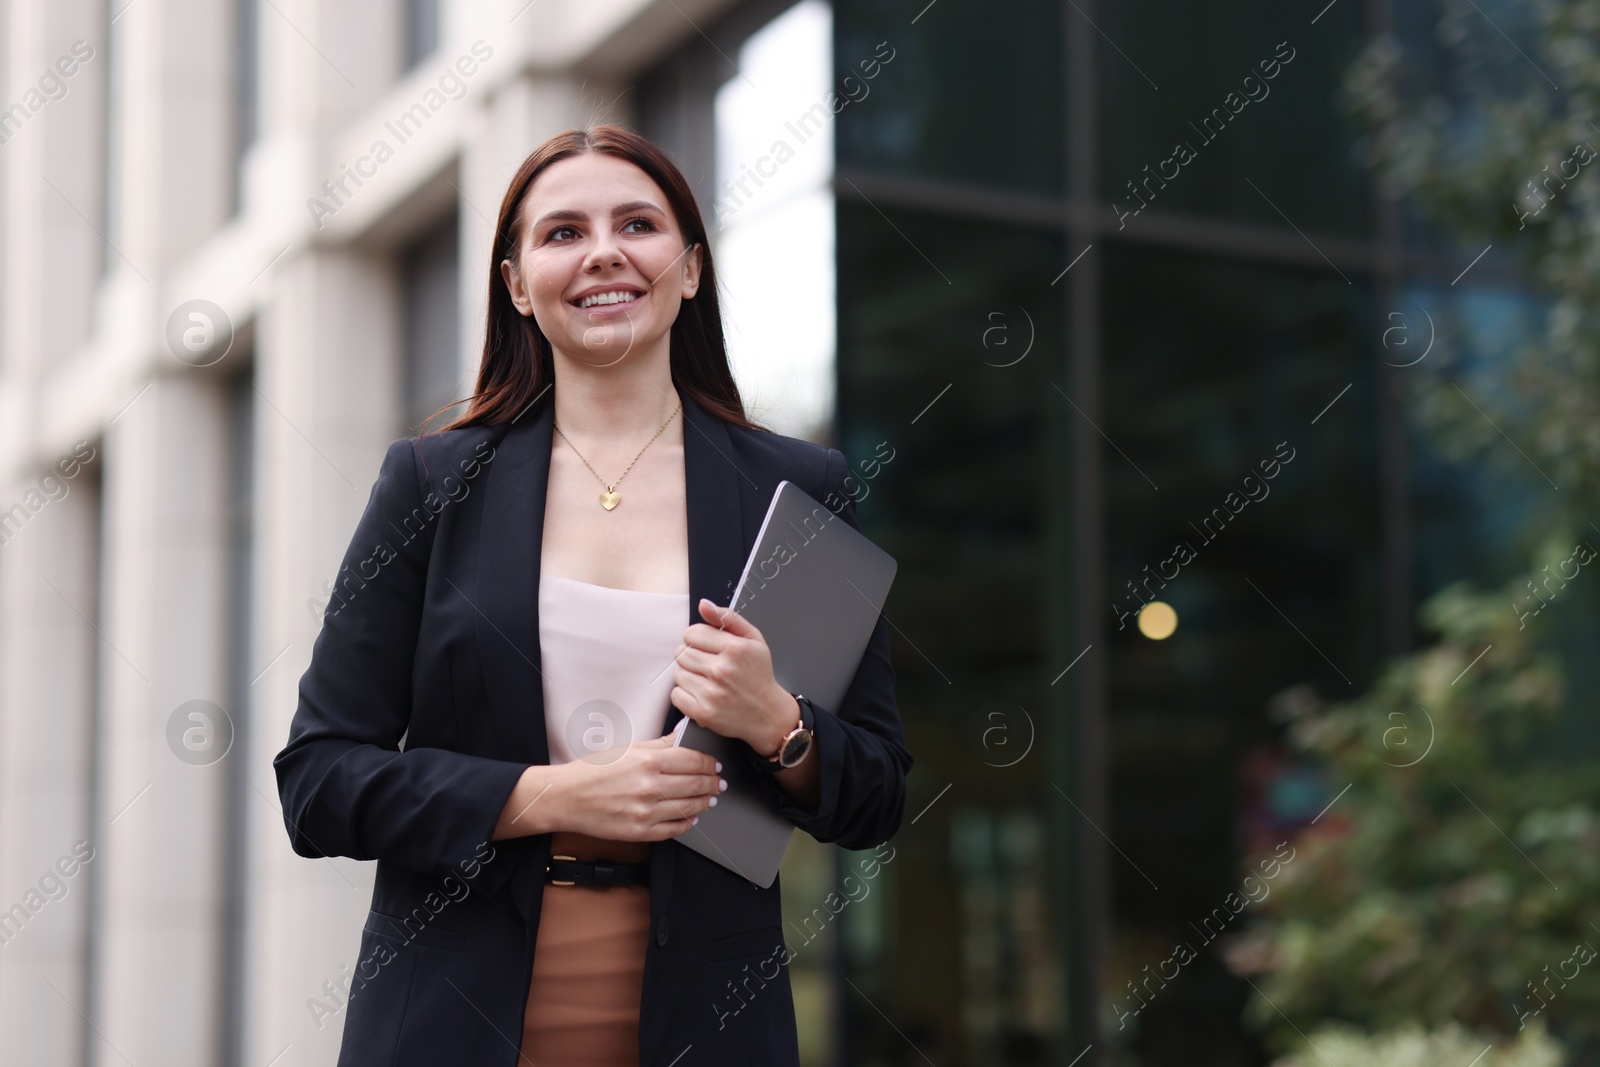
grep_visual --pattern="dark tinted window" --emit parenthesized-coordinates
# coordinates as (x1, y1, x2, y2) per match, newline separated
(401, 214, 460, 434)
(1100, 241, 1381, 1062)
(1097, 1, 1370, 237)
(836, 0, 1063, 194)
(837, 201, 1070, 1061)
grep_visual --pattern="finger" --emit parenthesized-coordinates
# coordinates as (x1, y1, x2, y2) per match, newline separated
(656, 745, 721, 776)
(681, 623, 735, 654)
(673, 646, 717, 676)
(654, 791, 718, 820)
(652, 816, 699, 840)
(672, 668, 718, 711)
(647, 791, 711, 829)
(638, 800, 699, 838)
(654, 772, 725, 799)
(697, 598, 761, 639)
(669, 694, 708, 735)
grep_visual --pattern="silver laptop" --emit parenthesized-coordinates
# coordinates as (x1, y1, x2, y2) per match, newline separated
(671, 480, 897, 887)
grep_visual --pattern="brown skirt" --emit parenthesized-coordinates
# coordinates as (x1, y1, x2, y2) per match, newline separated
(520, 832, 652, 1066)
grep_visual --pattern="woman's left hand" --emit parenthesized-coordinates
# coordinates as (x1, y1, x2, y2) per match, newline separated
(671, 598, 798, 756)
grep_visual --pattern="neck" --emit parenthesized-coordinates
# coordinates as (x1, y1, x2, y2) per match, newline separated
(550, 348, 680, 443)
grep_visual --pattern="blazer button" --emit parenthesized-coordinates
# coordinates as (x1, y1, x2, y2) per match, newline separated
(656, 916, 669, 947)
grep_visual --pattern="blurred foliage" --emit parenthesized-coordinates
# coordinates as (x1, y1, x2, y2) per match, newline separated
(1271, 1020, 1565, 1067)
(1342, 0, 1600, 521)
(1232, 577, 1600, 1057)
(1228, 5, 1600, 1062)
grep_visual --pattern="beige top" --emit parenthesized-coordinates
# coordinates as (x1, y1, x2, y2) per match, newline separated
(521, 573, 689, 1067)
(537, 572, 687, 766)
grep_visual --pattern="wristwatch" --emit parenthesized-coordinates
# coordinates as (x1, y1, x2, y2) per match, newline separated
(762, 693, 815, 770)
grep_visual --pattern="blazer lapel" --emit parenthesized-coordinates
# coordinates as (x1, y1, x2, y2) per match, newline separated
(474, 394, 554, 767)
(671, 390, 750, 730)
(474, 386, 750, 766)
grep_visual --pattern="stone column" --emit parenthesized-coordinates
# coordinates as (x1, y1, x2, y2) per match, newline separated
(240, 249, 401, 1067)
(239, 67, 593, 1067)
(0, 468, 102, 1067)
(92, 373, 232, 1066)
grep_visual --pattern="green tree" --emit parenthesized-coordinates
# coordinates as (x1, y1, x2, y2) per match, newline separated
(1236, 4, 1600, 1059)
(1344, 0, 1600, 516)
(1273, 1020, 1564, 1067)
(1216, 4, 1600, 1062)
(1236, 572, 1600, 1056)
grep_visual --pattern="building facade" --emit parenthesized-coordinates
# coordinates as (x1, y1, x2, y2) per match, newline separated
(0, 1, 1534, 1066)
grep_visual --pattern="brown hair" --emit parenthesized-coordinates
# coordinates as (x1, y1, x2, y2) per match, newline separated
(433, 124, 762, 433)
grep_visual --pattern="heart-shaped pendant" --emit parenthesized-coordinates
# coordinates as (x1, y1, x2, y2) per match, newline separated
(600, 489, 621, 511)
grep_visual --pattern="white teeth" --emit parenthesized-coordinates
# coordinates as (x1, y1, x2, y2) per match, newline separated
(579, 290, 641, 308)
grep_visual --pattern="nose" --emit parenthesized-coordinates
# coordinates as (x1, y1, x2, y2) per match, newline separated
(583, 225, 625, 273)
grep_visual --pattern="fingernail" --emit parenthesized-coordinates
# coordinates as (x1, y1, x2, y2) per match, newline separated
(715, 761, 723, 773)
(692, 816, 699, 825)
(708, 796, 718, 807)
(718, 778, 728, 792)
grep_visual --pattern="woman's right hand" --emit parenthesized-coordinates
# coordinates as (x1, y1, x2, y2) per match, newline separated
(495, 735, 726, 842)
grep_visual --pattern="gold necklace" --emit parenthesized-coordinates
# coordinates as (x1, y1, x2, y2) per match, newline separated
(554, 399, 682, 511)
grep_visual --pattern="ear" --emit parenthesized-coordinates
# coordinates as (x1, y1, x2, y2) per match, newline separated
(680, 242, 704, 300)
(500, 257, 534, 317)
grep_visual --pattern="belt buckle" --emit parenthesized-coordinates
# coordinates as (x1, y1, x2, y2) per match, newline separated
(549, 854, 577, 887)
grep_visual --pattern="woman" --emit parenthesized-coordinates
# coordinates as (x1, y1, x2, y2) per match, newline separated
(273, 124, 912, 1067)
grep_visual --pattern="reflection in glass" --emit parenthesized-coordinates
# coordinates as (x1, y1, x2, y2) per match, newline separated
(405, 0, 441, 70)
(837, 201, 1066, 1064)
(1097, 1, 1369, 237)
(233, 0, 259, 216)
(836, 0, 1062, 195)
(401, 214, 460, 434)
(714, 0, 836, 440)
(1101, 241, 1379, 1065)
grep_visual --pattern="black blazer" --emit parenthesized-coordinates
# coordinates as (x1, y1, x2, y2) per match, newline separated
(273, 389, 912, 1066)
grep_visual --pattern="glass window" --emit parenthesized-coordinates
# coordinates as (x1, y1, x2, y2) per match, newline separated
(836, 202, 1067, 1064)
(102, 0, 122, 278)
(221, 366, 255, 1067)
(1099, 241, 1380, 1063)
(1401, 280, 1548, 599)
(233, 0, 259, 215)
(714, 0, 836, 440)
(405, 0, 441, 69)
(835, 0, 1063, 196)
(401, 214, 461, 434)
(706, 8, 847, 1061)
(1096, 1, 1370, 238)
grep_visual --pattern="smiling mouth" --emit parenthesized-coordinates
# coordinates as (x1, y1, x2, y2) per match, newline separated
(573, 289, 644, 309)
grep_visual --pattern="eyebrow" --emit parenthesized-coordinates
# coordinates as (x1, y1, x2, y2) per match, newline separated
(531, 200, 667, 230)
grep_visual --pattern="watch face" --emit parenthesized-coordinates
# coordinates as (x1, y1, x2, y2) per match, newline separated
(780, 730, 813, 768)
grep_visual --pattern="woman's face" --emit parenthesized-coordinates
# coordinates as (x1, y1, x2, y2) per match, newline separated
(501, 152, 702, 368)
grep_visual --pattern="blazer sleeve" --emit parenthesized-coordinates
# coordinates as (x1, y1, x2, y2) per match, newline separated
(272, 437, 530, 878)
(744, 446, 913, 850)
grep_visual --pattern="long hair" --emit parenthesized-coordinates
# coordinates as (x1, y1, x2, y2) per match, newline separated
(434, 125, 761, 433)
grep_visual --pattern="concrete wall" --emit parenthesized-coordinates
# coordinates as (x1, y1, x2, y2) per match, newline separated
(0, 1, 742, 1063)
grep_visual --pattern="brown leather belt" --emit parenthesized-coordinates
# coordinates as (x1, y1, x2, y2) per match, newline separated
(543, 854, 650, 888)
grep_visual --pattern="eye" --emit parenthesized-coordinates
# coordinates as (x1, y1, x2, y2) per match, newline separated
(546, 224, 578, 242)
(622, 217, 658, 234)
